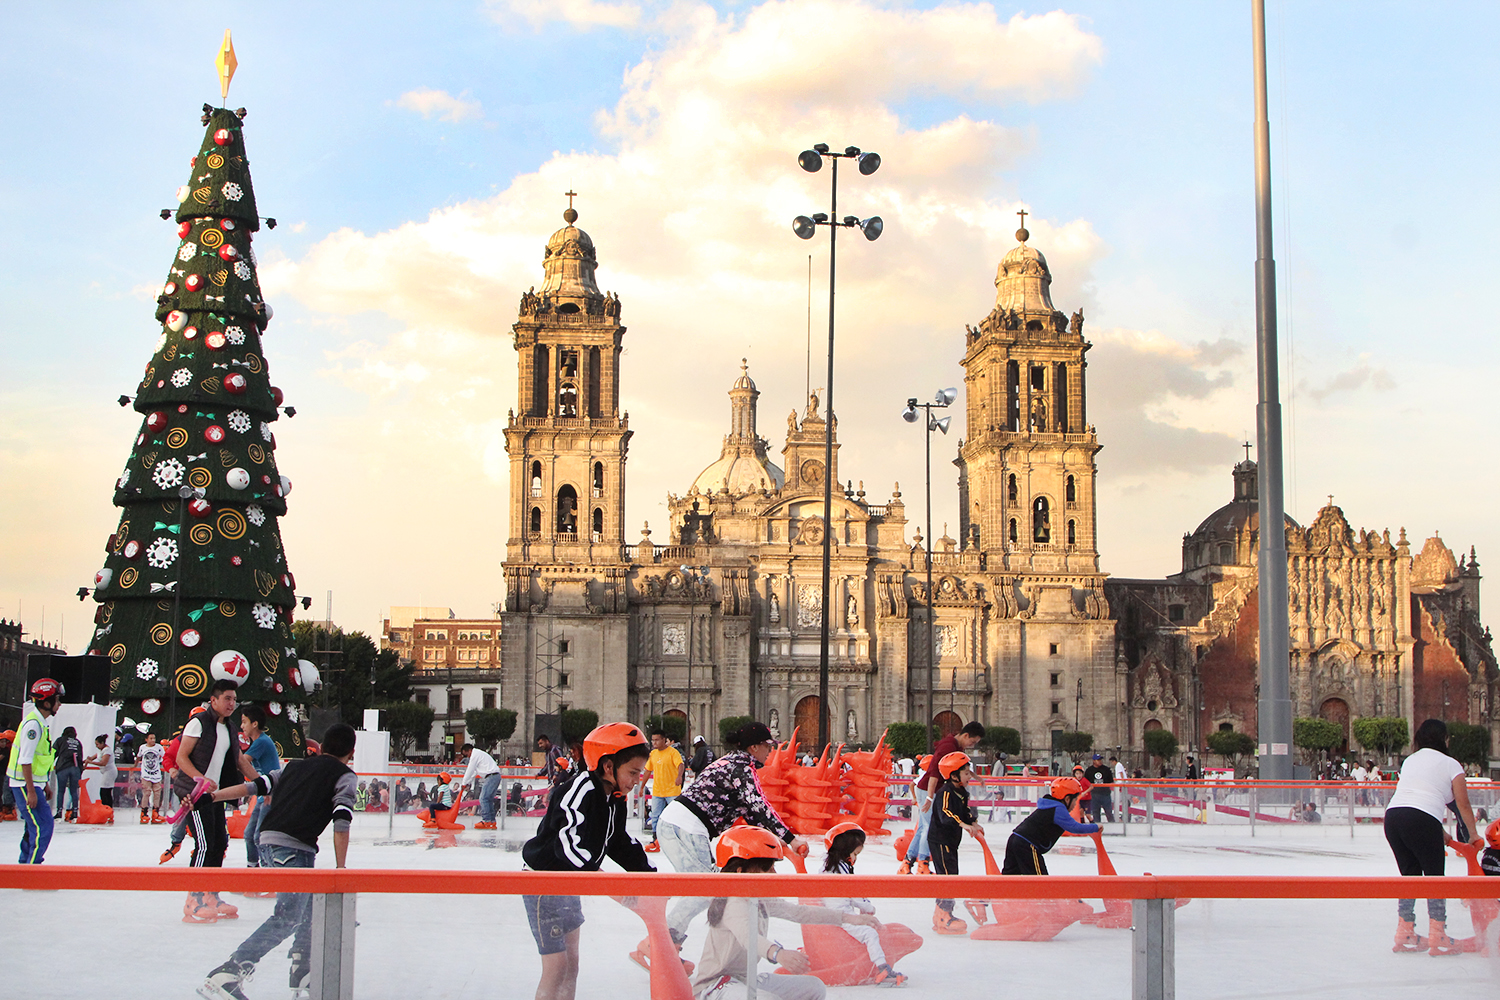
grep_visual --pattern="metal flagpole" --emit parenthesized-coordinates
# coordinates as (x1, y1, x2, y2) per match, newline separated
(1252, 0, 1292, 780)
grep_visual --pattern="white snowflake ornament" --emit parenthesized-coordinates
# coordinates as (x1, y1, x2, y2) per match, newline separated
(152, 458, 185, 489)
(227, 410, 252, 434)
(225, 326, 246, 345)
(222, 181, 244, 202)
(136, 658, 160, 680)
(145, 536, 179, 569)
(178, 243, 198, 262)
(252, 602, 277, 629)
(233, 261, 251, 281)
(245, 504, 265, 527)
(170, 367, 192, 388)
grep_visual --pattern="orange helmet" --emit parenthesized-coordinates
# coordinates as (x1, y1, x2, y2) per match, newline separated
(1488, 819, 1500, 850)
(939, 752, 972, 779)
(438, 773, 453, 784)
(824, 820, 865, 849)
(919, 754, 934, 772)
(582, 722, 649, 770)
(0, 730, 14, 742)
(1050, 776, 1083, 800)
(715, 825, 786, 868)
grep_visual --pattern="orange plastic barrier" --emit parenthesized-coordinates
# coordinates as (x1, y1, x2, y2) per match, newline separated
(421, 800, 467, 831)
(793, 915, 923, 985)
(76, 778, 114, 825)
(226, 798, 255, 839)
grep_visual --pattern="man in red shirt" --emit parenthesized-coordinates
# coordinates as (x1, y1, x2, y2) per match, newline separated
(900, 722, 985, 874)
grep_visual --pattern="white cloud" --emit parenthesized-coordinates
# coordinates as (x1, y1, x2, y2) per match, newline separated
(392, 87, 484, 123)
(1302, 357, 1396, 402)
(487, 0, 642, 30)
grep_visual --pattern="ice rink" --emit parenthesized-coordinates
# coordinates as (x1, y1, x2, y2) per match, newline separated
(3, 808, 1498, 999)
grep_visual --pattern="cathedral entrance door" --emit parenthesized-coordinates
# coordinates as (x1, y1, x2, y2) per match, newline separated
(933, 710, 963, 740)
(1319, 697, 1351, 754)
(794, 696, 821, 749)
(665, 708, 688, 743)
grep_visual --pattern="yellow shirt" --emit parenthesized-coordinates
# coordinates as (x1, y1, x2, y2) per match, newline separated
(648, 746, 684, 797)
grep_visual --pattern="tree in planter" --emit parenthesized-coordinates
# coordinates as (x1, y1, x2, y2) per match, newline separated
(1350, 716, 1408, 763)
(1447, 722, 1490, 769)
(1143, 728, 1179, 770)
(1292, 717, 1344, 766)
(645, 714, 687, 744)
(464, 707, 517, 751)
(718, 715, 756, 747)
(382, 700, 436, 760)
(1055, 731, 1093, 762)
(560, 708, 599, 748)
(981, 726, 1022, 758)
(884, 722, 928, 761)
(87, 104, 308, 757)
(1205, 729, 1256, 773)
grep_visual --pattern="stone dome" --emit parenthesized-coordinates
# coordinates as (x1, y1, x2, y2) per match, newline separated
(994, 240, 1057, 314)
(691, 452, 784, 495)
(539, 207, 601, 303)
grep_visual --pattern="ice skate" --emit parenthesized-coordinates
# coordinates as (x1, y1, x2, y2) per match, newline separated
(140, 808, 149, 824)
(932, 906, 967, 934)
(1428, 919, 1463, 956)
(474, 820, 497, 829)
(210, 892, 240, 918)
(182, 892, 219, 924)
(289, 950, 310, 997)
(151, 808, 164, 824)
(915, 860, 931, 875)
(197, 959, 254, 1000)
(643, 838, 660, 852)
(872, 964, 907, 986)
(160, 841, 181, 864)
(896, 859, 912, 875)
(964, 900, 990, 925)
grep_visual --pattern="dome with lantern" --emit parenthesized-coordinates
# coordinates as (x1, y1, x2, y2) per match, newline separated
(691, 360, 784, 495)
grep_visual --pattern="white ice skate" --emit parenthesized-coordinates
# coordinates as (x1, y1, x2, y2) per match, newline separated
(198, 960, 254, 1000)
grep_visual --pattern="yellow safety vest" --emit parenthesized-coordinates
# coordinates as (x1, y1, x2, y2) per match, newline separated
(7, 703, 56, 784)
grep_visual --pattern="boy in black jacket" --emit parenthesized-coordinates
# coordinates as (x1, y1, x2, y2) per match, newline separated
(1003, 775, 1100, 875)
(522, 723, 655, 1000)
(928, 751, 984, 934)
(197, 724, 359, 1000)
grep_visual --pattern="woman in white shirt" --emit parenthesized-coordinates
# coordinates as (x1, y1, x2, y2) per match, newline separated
(1383, 719, 1479, 955)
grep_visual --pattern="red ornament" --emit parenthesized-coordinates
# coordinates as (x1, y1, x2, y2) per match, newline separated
(182, 326, 198, 340)
(105, 533, 116, 552)
(146, 412, 167, 432)
(273, 682, 284, 694)
(162, 281, 177, 296)
(270, 386, 285, 407)
(224, 373, 248, 394)
(180, 628, 202, 648)
(221, 218, 237, 230)
(204, 425, 225, 443)
(214, 128, 231, 146)
(177, 404, 189, 413)
(178, 221, 191, 239)
(261, 474, 272, 485)
(185, 274, 205, 292)
(205, 331, 226, 350)
(122, 539, 142, 560)
(281, 573, 294, 589)
(230, 555, 243, 567)
(188, 498, 212, 518)
(218, 244, 240, 262)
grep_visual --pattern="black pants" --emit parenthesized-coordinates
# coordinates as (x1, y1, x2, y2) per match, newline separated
(1384, 806, 1446, 921)
(1089, 790, 1114, 823)
(1001, 834, 1049, 875)
(188, 797, 229, 868)
(100, 787, 114, 808)
(930, 841, 960, 913)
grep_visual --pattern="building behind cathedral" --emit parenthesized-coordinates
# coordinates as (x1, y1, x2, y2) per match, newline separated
(386, 205, 1497, 764)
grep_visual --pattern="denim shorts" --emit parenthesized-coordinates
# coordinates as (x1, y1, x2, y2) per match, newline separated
(523, 894, 585, 955)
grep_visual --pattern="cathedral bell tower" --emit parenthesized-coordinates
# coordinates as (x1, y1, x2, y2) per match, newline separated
(955, 215, 1101, 574)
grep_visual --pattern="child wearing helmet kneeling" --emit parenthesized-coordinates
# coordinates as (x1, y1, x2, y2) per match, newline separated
(695, 826, 877, 1000)
(1002, 776, 1101, 875)
(1482, 819, 1500, 876)
(928, 751, 984, 934)
(823, 821, 905, 985)
(522, 724, 657, 1000)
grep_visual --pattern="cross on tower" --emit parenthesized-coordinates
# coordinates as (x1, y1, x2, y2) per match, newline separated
(1327, 494, 1335, 507)
(565, 189, 578, 210)
(1243, 441, 1252, 462)
(1016, 208, 1028, 229)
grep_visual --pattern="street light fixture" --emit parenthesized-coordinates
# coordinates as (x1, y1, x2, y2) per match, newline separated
(901, 387, 956, 754)
(793, 142, 883, 754)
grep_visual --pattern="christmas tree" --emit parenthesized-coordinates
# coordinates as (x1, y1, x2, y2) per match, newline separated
(88, 97, 309, 758)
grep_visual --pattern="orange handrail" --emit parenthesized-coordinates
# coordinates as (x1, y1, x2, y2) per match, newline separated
(1, 866, 1495, 900)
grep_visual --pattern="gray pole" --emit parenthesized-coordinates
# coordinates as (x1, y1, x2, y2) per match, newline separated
(816, 157, 838, 754)
(1252, 0, 1293, 780)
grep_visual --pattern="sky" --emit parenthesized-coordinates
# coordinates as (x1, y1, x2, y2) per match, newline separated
(3, 1, 1498, 654)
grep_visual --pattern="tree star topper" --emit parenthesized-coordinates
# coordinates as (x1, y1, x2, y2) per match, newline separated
(216, 30, 238, 102)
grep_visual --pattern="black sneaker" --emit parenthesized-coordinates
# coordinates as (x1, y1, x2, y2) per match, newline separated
(198, 959, 254, 1000)
(289, 951, 310, 991)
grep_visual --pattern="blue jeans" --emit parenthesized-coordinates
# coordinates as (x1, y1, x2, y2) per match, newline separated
(906, 787, 931, 862)
(54, 766, 80, 815)
(244, 794, 269, 866)
(17, 784, 53, 863)
(230, 844, 316, 965)
(480, 772, 503, 823)
(658, 820, 716, 942)
(649, 794, 675, 835)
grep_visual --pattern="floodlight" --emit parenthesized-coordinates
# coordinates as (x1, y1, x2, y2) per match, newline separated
(813, 143, 830, 153)
(930, 415, 951, 435)
(902, 404, 918, 423)
(798, 149, 823, 173)
(858, 152, 881, 175)
(936, 387, 958, 406)
(118, 395, 132, 407)
(843, 216, 858, 227)
(861, 216, 883, 241)
(844, 146, 861, 157)
(793, 216, 817, 240)
(812, 213, 829, 223)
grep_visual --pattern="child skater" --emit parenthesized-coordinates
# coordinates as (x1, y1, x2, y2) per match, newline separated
(928, 752, 984, 934)
(1002, 776, 1101, 875)
(522, 724, 657, 1000)
(822, 821, 906, 986)
(1483, 820, 1500, 876)
(427, 772, 455, 824)
(694, 826, 877, 1000)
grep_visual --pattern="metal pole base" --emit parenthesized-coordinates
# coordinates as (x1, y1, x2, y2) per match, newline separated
(311, 891, 357, 1000)
(1132, 897, 1175, 1000)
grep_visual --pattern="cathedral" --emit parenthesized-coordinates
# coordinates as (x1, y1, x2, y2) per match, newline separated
(496, 204, 1497, 759)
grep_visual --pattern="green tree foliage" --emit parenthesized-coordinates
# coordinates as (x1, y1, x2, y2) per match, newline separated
(1055, 731, 1093, 760)
(464, 708, 517, 750)
(381, 700, 435, 760)
(1144, 728, 1179, 763)
(1447, 722, 1491, 768)
(292, 622, 413, 727)
(1205, 729, 1256, 768)
(645, 714, 687, 743)
(884, 722, 928, 761)
(1292, 717, 1344, 762)
(981, 726, 1022, 757)
(560, 708, 599, 746)
(1351, 717, 1409, 757)
(718, 715, 756, 746)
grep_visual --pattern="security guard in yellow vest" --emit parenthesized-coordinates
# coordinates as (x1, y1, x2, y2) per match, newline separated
(8, 678, 63, 863)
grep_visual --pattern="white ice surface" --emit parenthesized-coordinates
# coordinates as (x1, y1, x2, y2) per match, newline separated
(2, 810, 1498, 999)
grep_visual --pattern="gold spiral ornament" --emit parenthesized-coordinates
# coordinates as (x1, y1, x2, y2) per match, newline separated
(259, 648, 281, 672)
(176, 663, 209, 698)
(165, 427, 189, 449)
(150, 623, 173, 645)
(119, 567, 139, 589)
(140, 450, 158, 469)
(200, 376, 222, 394)
(206, 153, 225, 170)
(192, 186, 212, 204)
(255, 570, 277, 596)
(187, 467, 212, 489)
(247, 444, 265, 464)
(219, 600, 236, 617)
(219, 449, 237, 467)
(109, 677, 119, 692)
(210, 269, 228, 287)
(189, 523, 214, 545)
(108, 643, 127, 663)
(291, 728, 302, 748)
(243, 353, 262, 373)
(200, 228, 224, 248)
(217, 508, 246, 540)
(114, 522, 130, 551)
(100, 601, 114, 623)
(156, 600, 173, 612)
(163, 344, 178, 361)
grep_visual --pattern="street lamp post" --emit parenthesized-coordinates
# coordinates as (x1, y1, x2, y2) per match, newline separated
(901, 389, 956, 754)
(793, 143, 883, 753)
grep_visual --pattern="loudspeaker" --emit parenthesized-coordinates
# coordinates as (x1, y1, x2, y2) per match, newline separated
(25, 653, 113, 705)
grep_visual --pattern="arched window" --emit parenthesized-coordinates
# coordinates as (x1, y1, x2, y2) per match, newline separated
(1217, 542, 1233, 563)
(531, 461, 543, 497)
(592, 462, 604, 498)
(1032, 497, 1051, 543)
(529, 506, 542, 534)
(1006, 361, 1020, 431)
(1007, 474, 1018, 503)
(557, 349, 579, 416)
(1008, 518, 1018, 543)
(1065, 475, 1075, 503)
(588, 346, 602, 418)
(1055, 363, 1069, 433)
(556, 485, 578, 534)
(592, 507, 603, 539)
(1067, 519, 1076, 546)
(532, 345, 549, 416)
